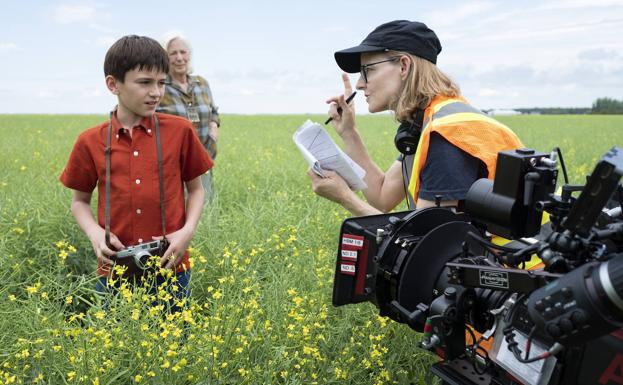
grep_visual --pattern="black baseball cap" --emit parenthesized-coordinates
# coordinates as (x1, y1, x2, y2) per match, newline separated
(334, 20, 442, 73)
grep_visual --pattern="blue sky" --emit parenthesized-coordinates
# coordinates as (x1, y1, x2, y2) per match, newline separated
(1, 0, 622, 114)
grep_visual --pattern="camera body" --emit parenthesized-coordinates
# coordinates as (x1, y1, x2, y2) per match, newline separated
(332, 147, 623, 385)
(111, 239, 169, 276)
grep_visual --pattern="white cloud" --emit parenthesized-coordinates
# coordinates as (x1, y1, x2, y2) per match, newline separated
(425, 1, 496, 27)
(36, 90, 62, 99)
(96, 36, 116, 47)
(0, 42, 17, 52)
(81, 87, 102, 98)
(53, 4, 96, 24)
(478, 88, 503, 97)
(578, 48, 619, 61)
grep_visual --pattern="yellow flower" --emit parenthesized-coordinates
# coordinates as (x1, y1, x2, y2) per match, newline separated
(8, 294, 16, 301)
(65, 295, 73, 305)
(134, 375, 142, 383)
(26, 283, 41, 295)
(94, 311, 105, 320)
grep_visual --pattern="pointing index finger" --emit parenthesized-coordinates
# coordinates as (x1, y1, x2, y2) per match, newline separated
(341, 73, 352, 95)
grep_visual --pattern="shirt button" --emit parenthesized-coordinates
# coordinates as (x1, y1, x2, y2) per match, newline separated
(147, 129, 152, 134)
(115, 134, 119, 139)
(133, 150, 139, 157)
(138, 238, 143, 243)
(136, 208, 142, 214)
(135, 179, 141, 184)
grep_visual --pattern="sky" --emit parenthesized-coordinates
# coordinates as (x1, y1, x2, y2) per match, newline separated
(1, 0, 622, 114)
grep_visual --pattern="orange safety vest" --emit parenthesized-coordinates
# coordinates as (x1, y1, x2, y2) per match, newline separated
(407, 95, 524, 206)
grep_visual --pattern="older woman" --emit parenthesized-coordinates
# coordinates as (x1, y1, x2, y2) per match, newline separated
(309, 20, 523, 215)
(157, 34, 220, 199)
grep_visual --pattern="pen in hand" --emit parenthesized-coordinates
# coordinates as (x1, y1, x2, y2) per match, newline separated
(325, 91, 357, 125)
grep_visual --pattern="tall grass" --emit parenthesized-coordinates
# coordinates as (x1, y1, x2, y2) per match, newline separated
(0, 113, 620, 384)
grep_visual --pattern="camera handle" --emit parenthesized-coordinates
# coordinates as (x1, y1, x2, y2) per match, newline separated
(390, 300, 428, 330)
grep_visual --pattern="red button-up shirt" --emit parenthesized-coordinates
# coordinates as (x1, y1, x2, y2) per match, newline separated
(60, 112, 213, 276)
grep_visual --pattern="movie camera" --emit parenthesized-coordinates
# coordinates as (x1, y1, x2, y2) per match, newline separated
(332, 147, 623, 385)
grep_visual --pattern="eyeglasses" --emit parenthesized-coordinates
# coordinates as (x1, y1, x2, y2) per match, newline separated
(360, 56, 401, 83)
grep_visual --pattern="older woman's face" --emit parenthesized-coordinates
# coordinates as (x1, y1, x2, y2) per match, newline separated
(167, 38, 190, 77)
(356, 52, 405, 113)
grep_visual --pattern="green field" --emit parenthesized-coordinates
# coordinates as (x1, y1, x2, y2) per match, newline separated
(0, 114, 621, 384)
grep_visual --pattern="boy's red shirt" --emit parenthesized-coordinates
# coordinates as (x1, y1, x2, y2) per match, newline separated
(60, 112, 213, 276)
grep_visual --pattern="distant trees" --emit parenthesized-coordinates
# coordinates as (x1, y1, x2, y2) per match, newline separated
(591, 97, 623, 114)
(485, 97, 622, 115)
(514, 107, 591, 115)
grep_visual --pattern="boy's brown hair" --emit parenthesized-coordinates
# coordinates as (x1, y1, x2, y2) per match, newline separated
(104, 35, 169, 82)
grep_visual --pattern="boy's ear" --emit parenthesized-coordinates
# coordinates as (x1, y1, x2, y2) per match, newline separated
(105, 75, 120, 95)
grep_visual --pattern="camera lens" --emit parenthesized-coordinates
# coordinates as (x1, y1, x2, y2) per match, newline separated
(134, 250, 153, 270)
(597, 255, 623, 312)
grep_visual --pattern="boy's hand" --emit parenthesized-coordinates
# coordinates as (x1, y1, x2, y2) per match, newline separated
(87, 227, 124, 266)
(155, 227, 193, 270)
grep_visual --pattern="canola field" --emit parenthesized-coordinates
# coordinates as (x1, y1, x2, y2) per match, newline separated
(0, 113, 620, 384)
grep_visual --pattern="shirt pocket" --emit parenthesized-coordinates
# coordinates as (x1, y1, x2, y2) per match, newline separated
(151, 157, 182, 203)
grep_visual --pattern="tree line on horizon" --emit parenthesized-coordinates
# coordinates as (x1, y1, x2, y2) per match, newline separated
(486, 97, 623, 115)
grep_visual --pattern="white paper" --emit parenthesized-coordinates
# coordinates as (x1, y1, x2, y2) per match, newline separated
(293, 120, 367, 191)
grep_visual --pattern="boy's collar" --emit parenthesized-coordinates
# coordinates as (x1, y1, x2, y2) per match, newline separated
(110, 110, 155, 141)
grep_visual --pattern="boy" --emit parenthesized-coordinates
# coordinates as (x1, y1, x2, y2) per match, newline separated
(60, 35, 212, 300)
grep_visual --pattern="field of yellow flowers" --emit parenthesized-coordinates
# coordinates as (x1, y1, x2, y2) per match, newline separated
(0, 113, 620, 384)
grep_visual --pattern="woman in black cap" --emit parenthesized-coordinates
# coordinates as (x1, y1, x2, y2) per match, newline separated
(309, 20, 523, 215)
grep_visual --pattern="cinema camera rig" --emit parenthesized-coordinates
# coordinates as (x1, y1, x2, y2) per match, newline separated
(332, 147, 623, 385)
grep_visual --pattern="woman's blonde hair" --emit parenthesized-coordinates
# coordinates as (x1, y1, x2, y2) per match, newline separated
(160, 32, 194, 75)
(392, 52, 460, 122)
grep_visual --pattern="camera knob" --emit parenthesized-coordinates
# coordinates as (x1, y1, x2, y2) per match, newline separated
(543, 307, 555, 320)
(547, 323, 562, 338)
(559, 318, 574, 334)
(561, 287, 573, 299)
(570, 310, 587, 327)
(444, 287, 457, 300)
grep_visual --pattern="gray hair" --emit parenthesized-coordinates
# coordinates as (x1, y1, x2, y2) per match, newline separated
(160, 32, 194, 74)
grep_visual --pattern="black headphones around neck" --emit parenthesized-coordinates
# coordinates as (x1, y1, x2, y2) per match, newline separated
(394, 109, 425, 155)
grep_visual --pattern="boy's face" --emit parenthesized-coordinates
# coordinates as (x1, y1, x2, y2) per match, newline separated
(106, 68, 166, 118)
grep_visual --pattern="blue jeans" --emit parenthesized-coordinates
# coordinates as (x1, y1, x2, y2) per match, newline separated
(96, 270, 191, 313)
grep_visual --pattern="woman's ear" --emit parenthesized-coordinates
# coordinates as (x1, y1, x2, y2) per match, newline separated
(399, 55, 412, 80)
(105, 75, 120, 95)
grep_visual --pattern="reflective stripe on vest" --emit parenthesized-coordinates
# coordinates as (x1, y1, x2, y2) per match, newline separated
(407, 96, 524, 205)
(401, 154, 417, 209)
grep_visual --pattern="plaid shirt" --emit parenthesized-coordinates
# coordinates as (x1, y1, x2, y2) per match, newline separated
(157, 75, 220, 157)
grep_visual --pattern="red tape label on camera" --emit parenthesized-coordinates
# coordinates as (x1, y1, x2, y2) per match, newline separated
(341, 249, 358, 261)
(340, 262, 356, 276)
(342, 234, 364, 250)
